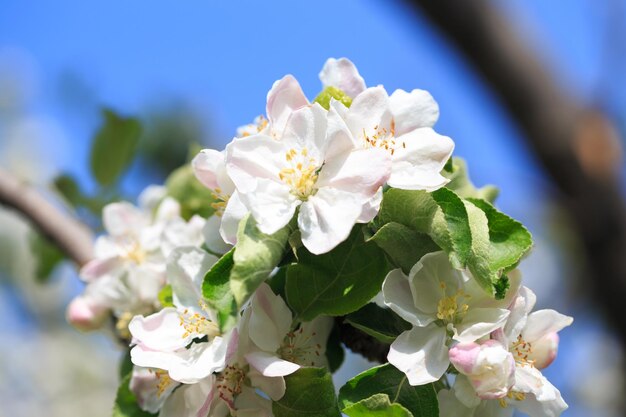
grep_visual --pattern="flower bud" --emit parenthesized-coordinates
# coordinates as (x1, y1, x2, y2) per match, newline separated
(449, 340, 515, 400)
(527, 332, 559, 369)
(66, 296, 108, 331)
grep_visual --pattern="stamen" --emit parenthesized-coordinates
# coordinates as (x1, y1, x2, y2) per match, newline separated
(278, 147, 319, 200)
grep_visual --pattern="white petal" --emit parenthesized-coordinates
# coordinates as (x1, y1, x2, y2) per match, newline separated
(167, 247, 218, 311)
(266, 74, 308, 136)
(129, 307, 192, 351)
(408, 251, 461, 318)
(220, 191, 248, 245)
(103, 202, 148, 236)
(167, 337, 228, 383)
(160, 376, 215, 417)
(325, 102, 359, 159)
(496, 286, 536, 345)
(316, 147, 391, 196)
(438, 389, 477, 417)
(382, 268, 434, 327)
(346, 86, 392, 140)
(239, 179, 299, 235)
(454, 308, 510, 343)
(281, 103, 327, 160)
(245, 350, 300, 377)
(522, 310, 573, 343)
(298, 188, 362, 254)
(389, 88, 439, 134)
(203, 215, 232, 255)
(387, 325, 449, 385)
(319, 57, 366, 98)
(387, 128, 454, 191)
(453, 375, 482, 408)
(358, 187, 383, 223)
(155, 197, 181, 223)
(138, 185, 167, 212)
(129, 367, 178, 413)
(225, 134, 287, 194)
(192, 149, 233, 193)
(249, 283, 293, 352)
(247, 367, 286, 401)
(79, 256, 121, 282)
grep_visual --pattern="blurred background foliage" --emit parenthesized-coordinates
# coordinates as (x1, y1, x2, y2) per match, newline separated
(1, 1, 625, 416)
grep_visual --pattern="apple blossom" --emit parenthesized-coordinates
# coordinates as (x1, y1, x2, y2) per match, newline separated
(382, 251, 514, 385)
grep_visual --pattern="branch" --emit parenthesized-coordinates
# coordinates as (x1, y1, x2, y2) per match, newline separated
(0, 168, 94, 266)
(403, 0, 626, 341)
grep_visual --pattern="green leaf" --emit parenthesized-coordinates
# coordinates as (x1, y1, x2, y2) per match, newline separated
(30, 233, 65, 283)
(230, 214, 292, 308)
(343, 394, 413, 417)
(345, 303, 411, 344)
(112, 373, 156, 417)
(202, 248, 237, 331)
(53, 174, 84, 208)
(443, 157, 499, 203)
(118, 350, 133, 379)
(325, 322, 345, 373)
(339, 364, 438, 417)
(90, 109, 142, 187)
(370, 222, 439, 274)
(157, 285, 174, 308)
(286, 226, 390, 321)
(165, 164, 215, 220)
(314, 86, 353, 110)
(272, 367, 341, 417)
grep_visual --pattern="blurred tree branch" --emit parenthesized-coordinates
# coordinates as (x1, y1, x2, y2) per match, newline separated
(403, 0, 626, 341)
(0, 168, 94, 267)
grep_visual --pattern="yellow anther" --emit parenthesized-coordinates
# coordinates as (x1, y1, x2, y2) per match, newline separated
(154, 370, 172, 397)
(279, 147, 319, 200)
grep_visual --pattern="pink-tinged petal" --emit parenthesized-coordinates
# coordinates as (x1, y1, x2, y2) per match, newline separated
(79, 256, 121, 282)
(388, 128, 454, 191)
(239, 179, 299, 235)
(298, 188, 362, 255)
(319, 57, 366, 98)
(225, 134, 288, 194)
(382, 268, 434, 327)
(325, 102, 359, 159)
(129, 307, 193, 351)
(220, 191, 247, 245)
(522, 310, 573, 343)
(66, 295, 109, 331)
(346, 86, 392, 139)
(317, 147, 391, 196)
(192, 149, 227, 191)
(454, 308, 510, 343)
(167, 337, 228, 383)
(167, 247, 218, 311)
(281, 103, 327, 160)
(266, 75, 308, 136)
(449, 342, 481, 374)
(130, 367, 179, 413)
(495, 286, 537, 345)
(513, 368, 568, 417)
(103, 202, 147, 236)
(204, 215, 232, 255)
(249, 283, 292, 353)
(389, 88, 439, 134)
(387, 324, 449, 385)
(529, 332, 560, 370)
(245, 350, 300, 377)
(247, 367, 286, 401)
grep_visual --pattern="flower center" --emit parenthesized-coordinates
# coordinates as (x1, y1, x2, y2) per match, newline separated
(240, 115, 269, 137)
(278, 326, 322, 367)
(121, 240, 146, 264)
(498, 391, 527, 408)
(436, 283, 470, 324)
(510, 335, 535, 367)
(154, 369, 174, 397)
(361, 120, 405, 155)
(216, 365, 245, 409)
(279, 148, 319, 200)
(210, 187, 230, 217)
(179, 306, 220, 339)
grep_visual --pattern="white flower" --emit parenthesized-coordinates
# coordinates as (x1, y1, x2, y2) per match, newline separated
(243, 283, 333, 378)
(129, 366, 179, 414)
(320, 57, 453, 191)
(226, 101, 391, 254)
(129, 247, 228, 384)
(448, 340, 515, 400)
(382, 251, 513, 385)
(67, 192, 205, 331)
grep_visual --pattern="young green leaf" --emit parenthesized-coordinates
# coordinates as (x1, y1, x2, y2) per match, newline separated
(338, 364, 438, 417)
(90, 109, 142, 187)
(157, 285, 174, 308)
(343, 394, 414, 417)
(30, 232, 65, 283)
(286, 226, 390, 321)
(165, 164, 215, 220)
(230, 214, 292, 308)
(344, 303, 411, 344)
(443, 157, 499, 203)
(202, 248, 237, 331)
(112, 373, 156, 417)
(272, 367, 341, 417)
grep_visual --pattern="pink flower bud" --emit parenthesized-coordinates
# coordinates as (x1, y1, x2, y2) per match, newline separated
(66, 296, 108, 331)
(528, 332, 559, 369)
(449, 340, 515, 400)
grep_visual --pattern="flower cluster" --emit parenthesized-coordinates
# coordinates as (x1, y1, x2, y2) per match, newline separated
(66, 58, 571, 417)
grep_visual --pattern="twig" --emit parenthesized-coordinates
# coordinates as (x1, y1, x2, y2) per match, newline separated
(0, 168, 94, 266)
